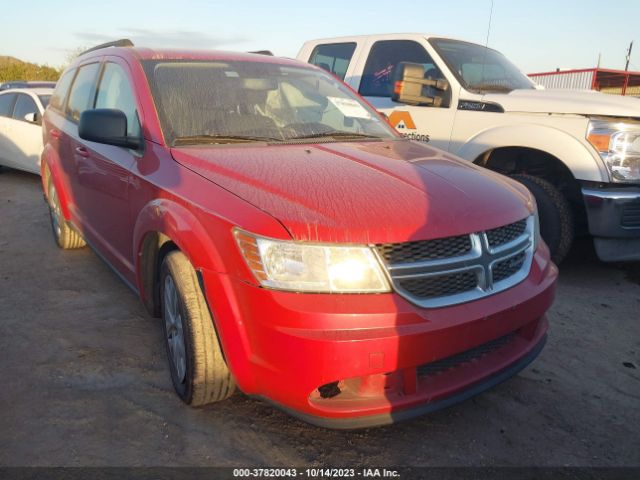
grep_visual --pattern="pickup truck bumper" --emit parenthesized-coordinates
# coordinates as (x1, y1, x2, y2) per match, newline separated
(582, 186, 640, 262)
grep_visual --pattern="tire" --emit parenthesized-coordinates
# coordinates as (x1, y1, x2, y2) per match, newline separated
(510, 174, 574, 264)
(46, 176, 86, 249)
(160, 250, 235, 406)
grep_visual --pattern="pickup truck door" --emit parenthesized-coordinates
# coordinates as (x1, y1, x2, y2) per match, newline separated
(351, 38, 459, 151)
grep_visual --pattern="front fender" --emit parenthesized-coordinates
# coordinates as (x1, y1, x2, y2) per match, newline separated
(454, 123, 608, 182)
(41, 143, 73, 220)
(132, 198, 260, 393)
(132, 198, 228, 280)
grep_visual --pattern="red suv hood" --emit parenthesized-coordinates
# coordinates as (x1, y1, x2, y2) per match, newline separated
(171, 140, 533, 243)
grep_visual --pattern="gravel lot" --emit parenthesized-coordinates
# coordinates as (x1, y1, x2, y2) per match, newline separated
(1, 168, 639, 467)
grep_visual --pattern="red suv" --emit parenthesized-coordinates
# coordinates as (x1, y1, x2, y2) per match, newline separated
(41, 40, 558, 428)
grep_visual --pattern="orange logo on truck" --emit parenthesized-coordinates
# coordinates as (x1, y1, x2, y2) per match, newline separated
(388, 111, 416, 130)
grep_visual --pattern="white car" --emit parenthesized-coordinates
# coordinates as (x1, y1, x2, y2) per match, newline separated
(0, 88, 53, 175)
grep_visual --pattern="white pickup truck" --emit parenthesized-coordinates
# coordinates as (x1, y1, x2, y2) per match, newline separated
(297, 34, 640, 263)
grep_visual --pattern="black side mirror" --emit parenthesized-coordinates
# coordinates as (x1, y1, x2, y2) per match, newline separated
(391, 62, 450, 107)
(79, 109, 140, 149)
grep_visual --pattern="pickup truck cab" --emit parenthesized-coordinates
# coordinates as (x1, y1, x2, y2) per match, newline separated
(298, 34, 640, 263)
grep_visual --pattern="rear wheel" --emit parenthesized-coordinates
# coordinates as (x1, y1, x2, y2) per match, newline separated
(510, 174, 574, 264)
(47, 177, 85, 249)
(160, 250, 235, 406)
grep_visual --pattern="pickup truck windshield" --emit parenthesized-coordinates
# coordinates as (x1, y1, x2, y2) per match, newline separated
(430, 38, 535, 93)
(142, 60, 397, 145)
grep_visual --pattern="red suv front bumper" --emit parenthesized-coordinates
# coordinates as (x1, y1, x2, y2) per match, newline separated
(201, 245, 557, 428)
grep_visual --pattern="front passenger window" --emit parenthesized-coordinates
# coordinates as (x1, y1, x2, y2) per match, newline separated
(13, 94, 38, 121)
(95, 63, 141, 137)
(66, 63, 100, 122)
(359, 40, 446, 101)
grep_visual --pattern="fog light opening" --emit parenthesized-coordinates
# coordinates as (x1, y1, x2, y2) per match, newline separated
(317, 381, 341, 399)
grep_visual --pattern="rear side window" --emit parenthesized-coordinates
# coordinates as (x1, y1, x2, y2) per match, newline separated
(66, 63, 100, 122)
(309, 43, 356, 80)
(95, 63, 141, 137)
(12, 94, 38, 121)
(359, 40, 441, 97)
(0, 93, 16, 117)
(49, 69, 75, 111)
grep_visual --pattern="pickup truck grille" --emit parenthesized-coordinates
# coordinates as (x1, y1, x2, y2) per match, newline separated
(622, 201, 640, 228)
(374, 217, 535, 308)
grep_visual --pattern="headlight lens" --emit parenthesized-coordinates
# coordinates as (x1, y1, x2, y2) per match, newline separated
(587, 119, 640, 183)
(234, 229, 391, 293)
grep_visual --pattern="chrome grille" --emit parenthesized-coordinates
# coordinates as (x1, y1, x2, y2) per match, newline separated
(417, 333, 516, 377)
(492, 251, 527, 283)
(376, 235, 472, 264)
(486, 219, 527, 247)
(375, 217, 535, 308)
(398, 271, 477, 298)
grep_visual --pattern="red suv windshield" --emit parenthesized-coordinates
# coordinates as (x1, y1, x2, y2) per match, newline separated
(142, 60, 397, 145)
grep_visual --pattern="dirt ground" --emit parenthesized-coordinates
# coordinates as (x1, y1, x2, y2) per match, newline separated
(1, 168, 639, 467)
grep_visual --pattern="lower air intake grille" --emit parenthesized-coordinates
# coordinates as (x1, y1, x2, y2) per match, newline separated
(417, 333, 516, 377)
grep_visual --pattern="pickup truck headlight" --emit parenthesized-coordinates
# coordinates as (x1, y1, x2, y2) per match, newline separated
(234, 229, 391, 293)
(587, 119, 640, 183)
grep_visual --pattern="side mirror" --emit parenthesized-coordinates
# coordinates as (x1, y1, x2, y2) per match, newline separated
(79, 109, 140, 149)
(391, 62, 450, 107)
(24, 112, 41, 125)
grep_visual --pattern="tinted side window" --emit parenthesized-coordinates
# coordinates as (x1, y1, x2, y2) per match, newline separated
(359, 40, 442, 98)
(95, 63, 140, 137)
(50, 69, 75, 111)
(0, 93, 17, 117)
(66, 63, 100, 122)
(309, 43, 357, 80)
(13, 94, 38, 121)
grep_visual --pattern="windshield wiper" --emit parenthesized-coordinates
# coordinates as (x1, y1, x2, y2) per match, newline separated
(172, 134, 282, 146)
(289, 131, 382, 141)
(469, 83, 514, 93)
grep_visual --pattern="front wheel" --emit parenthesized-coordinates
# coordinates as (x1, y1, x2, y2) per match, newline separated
(160, 250, 235, 406)
(510, 174, 574, 264)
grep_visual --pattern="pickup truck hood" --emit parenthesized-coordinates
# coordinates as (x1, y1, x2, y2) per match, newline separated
(483, 88, 640, 117)
(171, 140, 533, 244)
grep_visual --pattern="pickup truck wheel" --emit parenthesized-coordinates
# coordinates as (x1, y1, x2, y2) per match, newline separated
(160, 251, 235, 406)
(46, 177, 86, 249)
(510, 174, 574, 264)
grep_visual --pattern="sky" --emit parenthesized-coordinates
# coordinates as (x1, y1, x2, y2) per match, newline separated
(1, 0, 638, 73)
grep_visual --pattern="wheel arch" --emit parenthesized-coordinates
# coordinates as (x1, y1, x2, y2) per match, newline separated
(454, 123, 608, 183)
(41, 144, 73, 220)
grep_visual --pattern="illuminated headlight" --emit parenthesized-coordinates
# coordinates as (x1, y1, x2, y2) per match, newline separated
(234, 229, 391, 293)
(587, 119, 640, 183)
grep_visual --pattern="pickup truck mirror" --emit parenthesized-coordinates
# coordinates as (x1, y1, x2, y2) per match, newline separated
(79, 109, 140, 150)
(391, 62, 450, 107)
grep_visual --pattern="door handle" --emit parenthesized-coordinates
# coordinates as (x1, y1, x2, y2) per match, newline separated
(50, 129, 61, 139)
(75, 146, 90, 158)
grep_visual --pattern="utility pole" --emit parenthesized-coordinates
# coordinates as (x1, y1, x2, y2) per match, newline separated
(625, 41, 633, 71)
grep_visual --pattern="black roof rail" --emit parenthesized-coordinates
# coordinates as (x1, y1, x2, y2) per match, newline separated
(80, 39, 134, 56)
(248, 50, 274, 56)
